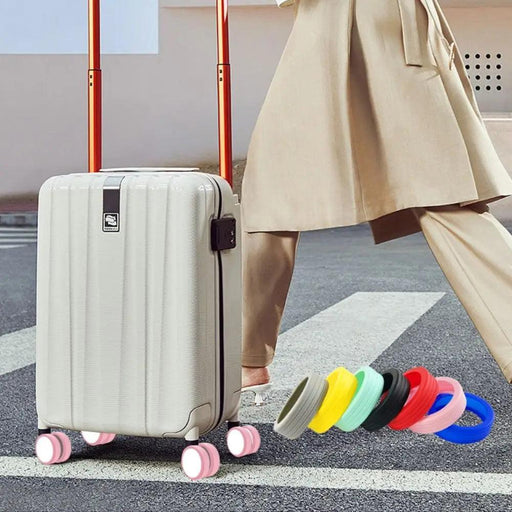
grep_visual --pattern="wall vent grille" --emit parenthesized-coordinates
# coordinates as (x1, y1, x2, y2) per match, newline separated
(464, 52, 504, 93)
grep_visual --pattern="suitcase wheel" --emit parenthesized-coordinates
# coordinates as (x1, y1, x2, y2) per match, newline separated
(181, 443, 220, 480)
(197, 442, 221, 477)
(81, 431, 116, 446)
(226, 425, 261, 458)
(52, 432, 73, 462)
(241, 425, 261, 453)
(35, 432, 72, 465)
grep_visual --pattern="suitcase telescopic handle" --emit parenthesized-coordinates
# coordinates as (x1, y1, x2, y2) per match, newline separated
(87, 0, 234, 188)
(88, 0, 101, 176)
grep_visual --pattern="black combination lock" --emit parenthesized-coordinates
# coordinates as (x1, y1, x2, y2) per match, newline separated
(211, 217, 237, 251)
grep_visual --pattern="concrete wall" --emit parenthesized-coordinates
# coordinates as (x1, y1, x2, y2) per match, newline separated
(0, 3, 295, 197)
(1, 1, 512, 213)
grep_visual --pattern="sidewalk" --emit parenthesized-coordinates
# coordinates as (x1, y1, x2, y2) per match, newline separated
(0, 196, 38, 227)
(0, 195, 37, 212)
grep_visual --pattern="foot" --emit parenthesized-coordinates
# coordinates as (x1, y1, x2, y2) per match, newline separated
(242, 366, 271, 388)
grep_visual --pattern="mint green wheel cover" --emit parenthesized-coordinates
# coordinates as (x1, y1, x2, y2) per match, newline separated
(335, 366, 384, 432)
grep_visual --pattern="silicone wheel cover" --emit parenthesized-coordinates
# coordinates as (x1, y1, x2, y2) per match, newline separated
(274, 375, 329, 440)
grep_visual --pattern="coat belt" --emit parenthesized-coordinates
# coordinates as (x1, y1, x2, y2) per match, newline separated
(397, 0, 456, 70)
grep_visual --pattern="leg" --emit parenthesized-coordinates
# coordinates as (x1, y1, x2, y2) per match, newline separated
(241, 230, 300, 386)
(411, 203, 512, 383)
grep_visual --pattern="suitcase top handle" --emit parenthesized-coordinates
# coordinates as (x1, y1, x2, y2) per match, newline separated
(87, 0, 233, 188)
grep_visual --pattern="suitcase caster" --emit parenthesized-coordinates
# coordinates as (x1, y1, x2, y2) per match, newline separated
(35, 432, 72, 465)
(81, 431, 116, 446)
(181, 442, 221, 480)
(226, 425, 260, 457)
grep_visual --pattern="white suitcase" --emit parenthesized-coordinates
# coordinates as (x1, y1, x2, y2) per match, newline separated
(34, 1, 260, 480)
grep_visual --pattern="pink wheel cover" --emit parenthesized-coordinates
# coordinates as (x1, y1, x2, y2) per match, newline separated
(53, 432, 72, 463)
(82, 431, 102, 446)
(97, 433, 109, 445)
(101, 433, 116, 444)
(181, 445, 210, 481)
(35, 434, 61, 465)
(408, 376, 466, 434)
(84, 432, 115, 446)
(242, 425, 261, 454)
(199, 443, 221, 477)
(227, 426, 253, 458)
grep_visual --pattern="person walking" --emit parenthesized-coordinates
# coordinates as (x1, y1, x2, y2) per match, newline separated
(240, 0, 512, 398)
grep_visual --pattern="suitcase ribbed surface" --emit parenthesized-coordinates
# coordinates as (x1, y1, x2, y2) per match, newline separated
(36, 171, 241, 438)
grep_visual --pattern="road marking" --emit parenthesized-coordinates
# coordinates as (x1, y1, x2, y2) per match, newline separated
(0, 327, 36, 376)
(272, 292, 445, 388)
(1, 456, 510, 495)
(0, 227, 37, 232)
(0, 233, 37, 238)
(243, 292, 445, 423)
(0, 292, 445, 424)
(0, 239, 37, 243)
(0, 292, 446, 436)
(0, 227, 37, 249)
(0, 292, 443, 381)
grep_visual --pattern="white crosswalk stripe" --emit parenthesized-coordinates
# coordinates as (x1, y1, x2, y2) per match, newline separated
(2, 457, 511, 495)
(0, 293, 444, 385)
(243, 291, 445, 423)
(0, 226, 37, 250)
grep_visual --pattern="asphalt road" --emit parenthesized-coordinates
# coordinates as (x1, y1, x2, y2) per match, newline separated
(1, 222, 511, 511)
(0, 227, 37, 336)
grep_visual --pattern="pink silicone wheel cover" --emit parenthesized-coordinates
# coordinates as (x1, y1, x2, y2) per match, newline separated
(408, 376, 466, 434)
(102, 433, 116, 444)
(227, 426, 253, 457)
(53, 432, 72, 463)
(243, 425, 261, 453)
(36, 434, 61, 465)
(199, 443, 220, 477)
(181, 445, 210, 480)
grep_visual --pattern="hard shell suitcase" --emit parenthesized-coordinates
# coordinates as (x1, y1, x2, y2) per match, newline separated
(34, 1, 260, 480)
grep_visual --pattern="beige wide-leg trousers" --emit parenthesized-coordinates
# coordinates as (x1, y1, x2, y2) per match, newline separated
(241, 203, 512, 383)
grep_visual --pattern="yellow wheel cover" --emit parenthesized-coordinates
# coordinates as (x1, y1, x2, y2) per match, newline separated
(308, 367, 358, 434)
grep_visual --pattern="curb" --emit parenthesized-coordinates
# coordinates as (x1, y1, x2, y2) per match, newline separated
(0, 212, 38, 227)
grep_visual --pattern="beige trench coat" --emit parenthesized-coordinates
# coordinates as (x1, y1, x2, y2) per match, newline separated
(241, 0, 512, 244)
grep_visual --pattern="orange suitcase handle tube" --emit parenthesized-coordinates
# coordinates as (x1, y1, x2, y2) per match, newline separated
(87, 0, 234, 188)
(88, 0, 101, 175)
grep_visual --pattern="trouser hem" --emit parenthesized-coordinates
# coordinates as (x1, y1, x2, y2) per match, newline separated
(502, 360, 512, 384)
(241, 353, 273, 368)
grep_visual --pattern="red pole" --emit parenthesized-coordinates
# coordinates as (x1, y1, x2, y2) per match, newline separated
(216, 0, 233, 187)
(88, 0, 102, 173)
